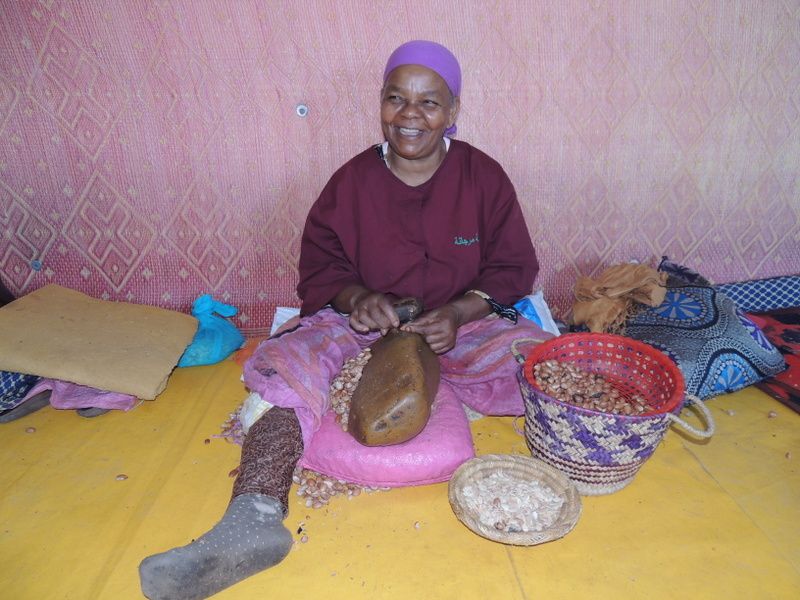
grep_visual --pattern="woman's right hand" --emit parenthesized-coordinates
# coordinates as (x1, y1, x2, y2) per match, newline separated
(333, 285, 399, 335)
(349, 291, 399, 334)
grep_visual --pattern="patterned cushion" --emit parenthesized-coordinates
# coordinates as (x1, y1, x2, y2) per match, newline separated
(656, 258, 712, 287)
(658, 256, 800, 313)
(716, 275, 800, 313)
(0, 370, 39, 411)
(625, 260, 786, 401)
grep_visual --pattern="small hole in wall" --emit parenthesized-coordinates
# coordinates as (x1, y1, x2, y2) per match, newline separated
(296, 104, 309, 118)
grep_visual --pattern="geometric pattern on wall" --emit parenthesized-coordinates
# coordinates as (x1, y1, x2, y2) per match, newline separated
(556, 28, 640, 155)
(0, 1, 798, 334)
(164, 180, 245, 289)
(643, 171, 716, 260)
(552, 173, 619, 275)
(27, 25, 124, 159)
(0, 183, 56, 289)
(726, 170, 799, 271)
(741, 27, 800, 158)
(650, 27, 732, 153)
(63, 172, 154, 290)
(142, 34, 231, 153)
(0, 74, 17, 130)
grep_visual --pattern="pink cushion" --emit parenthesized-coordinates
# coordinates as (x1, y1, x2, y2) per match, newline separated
(300, 379, 475, 487)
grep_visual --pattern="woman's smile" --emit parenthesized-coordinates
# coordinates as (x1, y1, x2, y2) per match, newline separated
(397, 127, 424, 137)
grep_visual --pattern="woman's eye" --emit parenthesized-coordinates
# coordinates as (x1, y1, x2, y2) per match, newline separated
(423, 100, 439, 107)
(386, 95, 403, 103)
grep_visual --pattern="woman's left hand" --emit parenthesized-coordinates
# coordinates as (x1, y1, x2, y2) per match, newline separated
(400, 304, 460, 354)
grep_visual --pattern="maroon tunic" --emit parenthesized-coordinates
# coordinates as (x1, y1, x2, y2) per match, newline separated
(297, 140, 538, 315)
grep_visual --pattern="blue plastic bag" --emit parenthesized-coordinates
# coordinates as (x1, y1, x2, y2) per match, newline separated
(178, 295, 245, 367)
(514, 290, 561, 337)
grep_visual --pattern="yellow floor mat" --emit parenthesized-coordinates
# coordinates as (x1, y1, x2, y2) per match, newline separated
(1, 358, 798, 599)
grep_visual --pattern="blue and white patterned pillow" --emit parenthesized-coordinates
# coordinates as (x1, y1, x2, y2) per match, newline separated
(626, 264, 786, 401)
(716, 275, 800, 313)
(0, 370, 39, 412)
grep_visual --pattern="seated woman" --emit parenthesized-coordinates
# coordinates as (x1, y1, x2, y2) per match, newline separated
(139, 40, 546, 600)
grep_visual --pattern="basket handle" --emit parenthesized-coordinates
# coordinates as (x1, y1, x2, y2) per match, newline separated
(510, 336, 549, 365)
(666, 394, 715, 439)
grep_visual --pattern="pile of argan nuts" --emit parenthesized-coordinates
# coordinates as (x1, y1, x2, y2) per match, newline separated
(533, 359, 649, 415)
(329, 348, 371, 431)
(461, 470, 564, 534)
(293, 465, 387, 509)
(292, 347, 383, 510)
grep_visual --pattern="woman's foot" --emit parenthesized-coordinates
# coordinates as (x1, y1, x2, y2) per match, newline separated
(139, 494, 293, 600)
(0, 391, 50, 423)
(76, 407, 110, 418)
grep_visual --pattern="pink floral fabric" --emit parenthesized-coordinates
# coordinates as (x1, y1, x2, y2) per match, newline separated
(22, 378, 137, 411)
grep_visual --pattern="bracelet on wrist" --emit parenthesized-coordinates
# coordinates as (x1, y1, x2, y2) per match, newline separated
(465, 289, 519, 323)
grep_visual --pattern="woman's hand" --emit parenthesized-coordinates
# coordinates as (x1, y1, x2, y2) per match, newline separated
(350, 291, 400, 334)
(400, 292, 495, 354)
(333, 286, 399, 334)
(400, 304, 461, 354)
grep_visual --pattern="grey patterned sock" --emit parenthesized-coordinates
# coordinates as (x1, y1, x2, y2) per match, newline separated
(76, 407, 109, 418)
(0, 391, 50, 423)
(139, 494, 292, 600)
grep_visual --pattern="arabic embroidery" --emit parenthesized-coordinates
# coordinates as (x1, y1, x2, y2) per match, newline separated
(454, 234, 479, 246)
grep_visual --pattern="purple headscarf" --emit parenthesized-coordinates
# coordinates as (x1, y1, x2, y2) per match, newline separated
(383, 40, 461, 136)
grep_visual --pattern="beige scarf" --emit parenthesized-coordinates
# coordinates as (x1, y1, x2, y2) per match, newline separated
(572, 264, 667, 334)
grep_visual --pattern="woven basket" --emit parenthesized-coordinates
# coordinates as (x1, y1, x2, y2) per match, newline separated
(448, 454, 582, 546)
(516, 333, 715, 496)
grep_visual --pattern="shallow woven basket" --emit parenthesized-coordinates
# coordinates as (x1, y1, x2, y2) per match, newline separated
(517, 333, 715, 496)
(448, 454, 582, 546)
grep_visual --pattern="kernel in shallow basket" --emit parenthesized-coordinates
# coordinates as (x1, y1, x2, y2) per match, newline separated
(448, 454, 581, 546)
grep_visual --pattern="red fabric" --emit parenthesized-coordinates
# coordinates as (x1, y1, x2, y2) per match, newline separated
(297, 140, 538, 315)
(747, 309, 800, 413)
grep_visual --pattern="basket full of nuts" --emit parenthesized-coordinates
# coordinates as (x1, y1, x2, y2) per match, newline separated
(517, 333, 714, 496)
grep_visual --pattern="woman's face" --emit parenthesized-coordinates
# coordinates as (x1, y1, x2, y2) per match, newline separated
(381, 65, 459, 162)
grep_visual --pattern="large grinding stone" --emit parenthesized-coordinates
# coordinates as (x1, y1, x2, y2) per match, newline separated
(347, 330, 440, 446)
